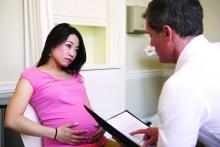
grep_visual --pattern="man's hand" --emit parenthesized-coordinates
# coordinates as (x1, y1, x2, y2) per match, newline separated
(130, 127, 158, 147)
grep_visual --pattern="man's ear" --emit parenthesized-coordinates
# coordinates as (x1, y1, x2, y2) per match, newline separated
(162, 25, 172, 40)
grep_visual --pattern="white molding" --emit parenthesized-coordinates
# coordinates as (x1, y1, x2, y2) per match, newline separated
(126, 69, 173, 80)
(0, 81, 16, 94)
(54, 16, 107, 27)
(162, 69, 174, 77)
(82, 65, 121, 71)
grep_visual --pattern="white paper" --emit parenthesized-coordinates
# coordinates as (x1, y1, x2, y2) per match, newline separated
(107, 111, 148, 146)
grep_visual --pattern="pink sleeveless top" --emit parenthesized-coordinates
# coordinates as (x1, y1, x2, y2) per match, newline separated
(21, 67, 106, 147)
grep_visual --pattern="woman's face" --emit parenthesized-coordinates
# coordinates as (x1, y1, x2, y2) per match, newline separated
(51, 34, 79, 68)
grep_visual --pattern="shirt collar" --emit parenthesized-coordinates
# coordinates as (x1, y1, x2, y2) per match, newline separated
(175, 35, 209, 72)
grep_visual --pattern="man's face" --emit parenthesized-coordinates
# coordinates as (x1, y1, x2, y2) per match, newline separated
(146, 22, 175, 63)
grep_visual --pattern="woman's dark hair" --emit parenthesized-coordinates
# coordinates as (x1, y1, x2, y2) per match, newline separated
(37, 23, 86, 74)
(143, 0, 203, 37)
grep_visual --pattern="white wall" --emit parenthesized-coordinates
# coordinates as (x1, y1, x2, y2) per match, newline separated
(0, 0, 24, 82)
(81, 69, 125, 119)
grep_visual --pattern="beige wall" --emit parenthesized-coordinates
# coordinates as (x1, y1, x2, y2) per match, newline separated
(125, 0, 220, 71)
(125, 0, 162, 71)
(201, 0, 220, 42)
(125, 34, 163, 70)
(125, 0, 220, 119)
(125, 0, 162, 119)
(126, 74, 163, 117)
(0, 0, 24, 82)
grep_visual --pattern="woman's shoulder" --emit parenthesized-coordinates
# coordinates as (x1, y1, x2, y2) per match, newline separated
(21, 67, 38, 77)
(73, 73, 85, 83)
(22, 67, 37, 72)
(21, 67, 48, 83)
(20, 67, 42, 90)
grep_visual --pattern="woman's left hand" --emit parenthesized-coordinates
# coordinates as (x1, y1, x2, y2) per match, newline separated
(88, 124, 105, 144)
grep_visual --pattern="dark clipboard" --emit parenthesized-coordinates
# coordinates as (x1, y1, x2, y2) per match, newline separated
(84, 105, 140, 147)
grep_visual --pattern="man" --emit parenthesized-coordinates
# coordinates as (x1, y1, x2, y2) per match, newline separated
(130, 0, 220, 147)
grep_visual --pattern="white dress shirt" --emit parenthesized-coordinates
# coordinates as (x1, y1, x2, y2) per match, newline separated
(157, 35, 220, 147)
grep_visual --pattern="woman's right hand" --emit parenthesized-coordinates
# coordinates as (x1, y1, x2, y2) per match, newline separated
(56, 122, 89, 145)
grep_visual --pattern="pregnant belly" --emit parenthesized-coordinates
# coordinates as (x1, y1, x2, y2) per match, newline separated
(70, 114, 98, 136)
(41, 108, 99, 137)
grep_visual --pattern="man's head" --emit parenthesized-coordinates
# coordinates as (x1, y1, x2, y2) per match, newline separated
(143, 0, 203, 63)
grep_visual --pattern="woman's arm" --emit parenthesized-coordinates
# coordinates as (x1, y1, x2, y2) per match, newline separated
(5, 78, 56, 139)
(5, 78, 89, 144)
